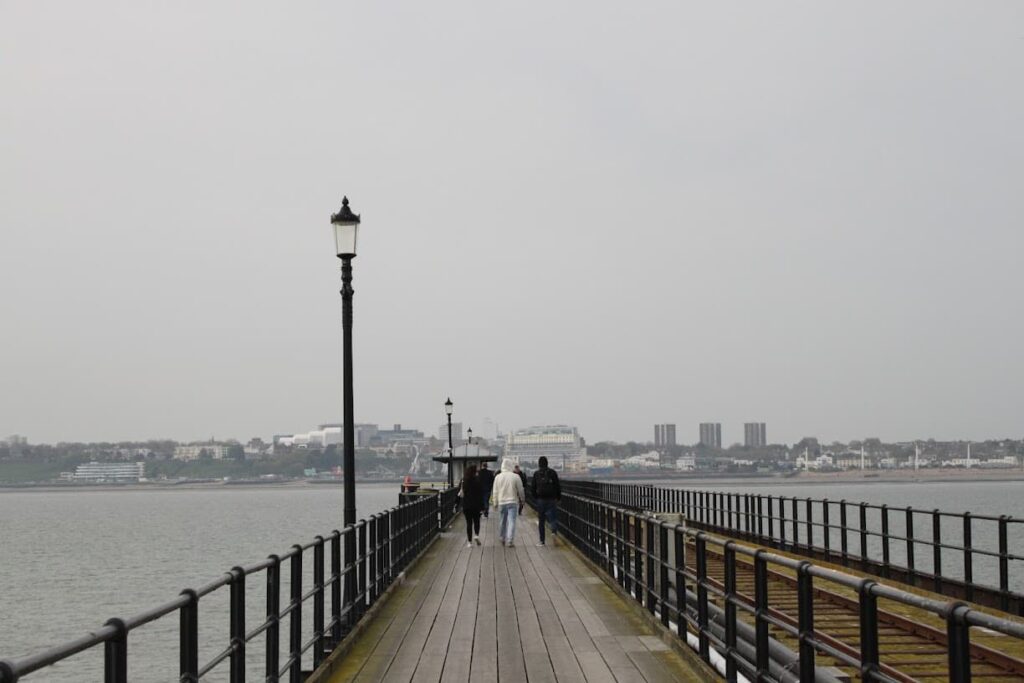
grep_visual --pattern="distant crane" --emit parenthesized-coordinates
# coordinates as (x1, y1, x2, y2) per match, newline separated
(408, 444, 421, 476)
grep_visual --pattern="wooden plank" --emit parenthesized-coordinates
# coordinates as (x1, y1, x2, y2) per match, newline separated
(339, 538, 463, 682)
(471, 535, 499, 680)
(410, 546, 472, 682)
(491, 538, 526, 681)
(380, 536, 467, 682)
(439, 542, 482, 683)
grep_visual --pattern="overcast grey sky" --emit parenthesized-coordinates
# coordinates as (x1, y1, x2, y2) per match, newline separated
(2, 2, 1022, 446)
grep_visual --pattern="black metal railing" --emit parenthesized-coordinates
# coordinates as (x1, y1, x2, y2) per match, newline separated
(563, 480, 1024, 615)
(558, 491, 1024, 683)
(0, 488, 456, 683)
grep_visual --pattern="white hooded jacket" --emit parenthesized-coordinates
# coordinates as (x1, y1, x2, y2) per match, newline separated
(491, 459, 525, 507)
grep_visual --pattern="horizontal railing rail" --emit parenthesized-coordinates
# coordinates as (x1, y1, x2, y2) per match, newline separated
(0, 487, 456, 683)
(556, 491, 1024, 682)
(563, 480, 1024, 615)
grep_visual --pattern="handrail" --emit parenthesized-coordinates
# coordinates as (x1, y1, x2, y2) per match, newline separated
(563, 480, 1024, 615)
(0, 487, 457, 683)
(554, 490, 1024, 682)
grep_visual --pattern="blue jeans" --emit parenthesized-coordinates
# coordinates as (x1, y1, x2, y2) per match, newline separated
(537, 499, 558, 543)
(498, 503, 518, 543)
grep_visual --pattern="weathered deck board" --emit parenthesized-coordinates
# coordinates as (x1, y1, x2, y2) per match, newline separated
(326, 510, 708, 682)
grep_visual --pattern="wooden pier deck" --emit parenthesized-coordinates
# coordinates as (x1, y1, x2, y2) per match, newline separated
(319, 510, 711, 682)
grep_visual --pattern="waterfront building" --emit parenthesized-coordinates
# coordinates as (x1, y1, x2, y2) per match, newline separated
(437, 421, 463, 445)
(654, 423, 676, 447)
(504, 425, 587, 470)
(744, 422, 767, 448)
(174, 444, 232, 460)
(72, 461, 146, 481)
(699, 422, 722, 449)
(374, 424, 424, 444)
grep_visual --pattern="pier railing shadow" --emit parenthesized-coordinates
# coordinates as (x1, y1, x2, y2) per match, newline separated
(0, 487, 457, 683)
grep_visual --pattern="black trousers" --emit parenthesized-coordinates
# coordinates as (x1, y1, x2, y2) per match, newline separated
(464, 510, 481, 541)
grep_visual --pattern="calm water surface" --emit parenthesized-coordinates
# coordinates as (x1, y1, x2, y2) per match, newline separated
(0, 484, 401, 682)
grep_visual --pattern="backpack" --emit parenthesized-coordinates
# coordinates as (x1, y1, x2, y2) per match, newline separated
(535, 468, 557, 499)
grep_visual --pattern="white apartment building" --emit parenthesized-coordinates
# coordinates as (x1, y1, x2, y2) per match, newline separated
(504, 425, 586, 470)
(174, 444, 232, 460)
(72, 462, 146, 481)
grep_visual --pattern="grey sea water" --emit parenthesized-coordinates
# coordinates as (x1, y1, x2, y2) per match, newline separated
(0, 484, 402, 682)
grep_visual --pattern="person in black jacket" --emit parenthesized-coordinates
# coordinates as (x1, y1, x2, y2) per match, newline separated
(459, 465, 484, 547)
(477, 462, 495, 518)
(514, 465, 527, 514)
(531, 456, 561, 546)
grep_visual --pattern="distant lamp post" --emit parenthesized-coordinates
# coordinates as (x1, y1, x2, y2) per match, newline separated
(331, 195, 360, 627)
(445, 398, 454, 487)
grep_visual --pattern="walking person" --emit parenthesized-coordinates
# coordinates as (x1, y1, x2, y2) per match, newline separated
(458, 465, 484, 547)
(478, 462, 495, 517)
(513, 465, 527, 515)
(531, 456, 561, 546)
(492, 460, 525, 547)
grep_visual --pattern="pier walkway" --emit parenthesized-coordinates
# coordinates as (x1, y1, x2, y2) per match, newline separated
(317, 510, 711, 682)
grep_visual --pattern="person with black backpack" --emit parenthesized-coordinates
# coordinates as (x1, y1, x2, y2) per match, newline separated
(531, 456, 561, 546)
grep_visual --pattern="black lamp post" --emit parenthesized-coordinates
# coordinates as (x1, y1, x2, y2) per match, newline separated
(331, 196, 360, 616)
(445, 398, 454, 487)
(467, 427, 473, 465)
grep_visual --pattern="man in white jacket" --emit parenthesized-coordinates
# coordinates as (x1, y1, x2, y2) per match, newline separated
(492, 459, 526, 547)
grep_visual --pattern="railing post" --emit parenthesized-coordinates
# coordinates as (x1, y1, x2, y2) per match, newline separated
(103, 617, 128, 683)
(314, 536, 325, 668)
(779, 497, 787, 549)
(945, 602, 972, 682)
(791, 497, 800, 549)
(822, 499, 831, 561)
(933, 510, 943, 594)
(724, 542, 738, 682)
(768, 496, 776, 546)
(330, 531, 342, 643)
(266, 556, 280, 682)
(859, 503, 868, 564)
(344, 525, 355, 628)
(619, 509, 629, 593)
(805, 498, 813, 549)
(963, 513, 974, 602)
(858, 580, 879, 681)
(906, 508, 916, 580)
(675, 525, 686, 645)
(229, 567, 245, 683)
(659, 522, 669, 628)
(757, 495, 764, 538)
(840, 500, 849, 566)
(646, 517, 656, 614)
(999, 515, 1010, 612)
(696, 533, 710, 661)
(797, 561, 815, 683)
(881, 504, 890, 578)
(634, 515, 644, 604)
(289, 545, 302, 683)
(369, 518, 378, 605)
(179, 589, 199, 683)
(753, 551, 769, 683)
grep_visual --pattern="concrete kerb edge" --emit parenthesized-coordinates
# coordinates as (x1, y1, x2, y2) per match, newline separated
(305, 533, 442, 683)
(557, 535, 723, 681)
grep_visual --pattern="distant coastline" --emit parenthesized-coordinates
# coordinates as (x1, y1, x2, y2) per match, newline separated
(3, 466, 1024, 493)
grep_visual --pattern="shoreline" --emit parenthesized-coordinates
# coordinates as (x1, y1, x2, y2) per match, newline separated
(3, 468, 1024, 493)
